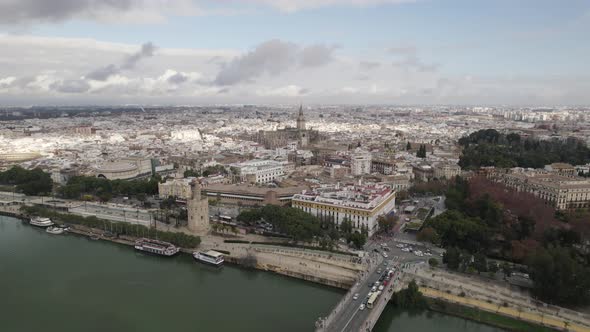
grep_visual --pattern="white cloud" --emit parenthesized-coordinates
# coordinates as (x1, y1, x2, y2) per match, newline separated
(243, 0, 416, 13)
(0, 34, 588, 105)
(256, 85, 309, 97)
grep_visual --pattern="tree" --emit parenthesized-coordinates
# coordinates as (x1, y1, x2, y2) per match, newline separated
(416, 144, 427, 158)
(527, 246, 590, 306)
(473, 253, 488, 273)
(416, 227, 439, 244)
(428, 258, 439, 268)
(443, 247, 461, 270)
(347, 231, 366, 249)
(391, 280, 427, 310)
(340, 218, 353, 235)
(377, 215, 396, 233)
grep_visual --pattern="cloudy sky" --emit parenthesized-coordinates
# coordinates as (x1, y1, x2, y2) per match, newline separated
(0, 0, 589, 106)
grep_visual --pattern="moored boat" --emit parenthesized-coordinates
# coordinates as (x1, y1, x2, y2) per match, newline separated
(46, 226, 65, 235)
(193, 250, 224, 266)
(29, 217, 54, 228)
(134, 238, 179, 257)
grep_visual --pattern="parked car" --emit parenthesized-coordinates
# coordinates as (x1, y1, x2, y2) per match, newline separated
(353, 293, 359, 300)
(360, 303, 365, 310)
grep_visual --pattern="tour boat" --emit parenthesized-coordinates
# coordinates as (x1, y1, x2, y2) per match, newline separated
(134, 238, 179, 257)
(46, 226, 65, 235)
(29, 217, 54, 228)
(193, 250, 224, 266)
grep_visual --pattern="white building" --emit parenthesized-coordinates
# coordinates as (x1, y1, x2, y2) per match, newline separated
(351, 150, 372, 176)
(292, 182, 396, 236)
(230, 159, 285, 184)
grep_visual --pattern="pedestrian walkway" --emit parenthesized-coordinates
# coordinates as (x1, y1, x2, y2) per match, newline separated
(421, 287, 590, 332)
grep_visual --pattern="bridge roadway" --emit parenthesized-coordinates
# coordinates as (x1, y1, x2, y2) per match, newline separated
(318, 234, 432, 332)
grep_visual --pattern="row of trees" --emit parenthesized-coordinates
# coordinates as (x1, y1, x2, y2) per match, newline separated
(58, 175, 160, 202)
(416, 144, 427, 158)
(237, 205, 367, 249)
(21, 205, 201, 248)
(458, 129, 590, 169)
(0, 166, 53, 195)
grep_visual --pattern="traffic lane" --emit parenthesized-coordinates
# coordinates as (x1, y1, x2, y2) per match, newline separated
(346, 270, 403, 332)
(330, 260, 396, 332)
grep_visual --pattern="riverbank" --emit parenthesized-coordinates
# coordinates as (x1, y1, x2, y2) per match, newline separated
(426, 298, 558, 332)
(419, 287, 589, 332)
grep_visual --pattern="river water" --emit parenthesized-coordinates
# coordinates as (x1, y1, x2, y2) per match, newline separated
(0, 216, 503, 332)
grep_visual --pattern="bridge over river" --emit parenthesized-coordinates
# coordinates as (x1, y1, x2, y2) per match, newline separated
(316, 253, 416, 332)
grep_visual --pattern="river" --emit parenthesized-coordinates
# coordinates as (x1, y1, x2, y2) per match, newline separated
(0, 216, 503, 332)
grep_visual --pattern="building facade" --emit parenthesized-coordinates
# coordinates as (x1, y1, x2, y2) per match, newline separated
(490, 168, 590, 210)
(158, 177, 194, 199)
(433, 162, 461, 180)
(203, 184, 306, 207)
(230, 159, 285, 184)
(292, 183, 396, 236)
(351, 150, 372, 176)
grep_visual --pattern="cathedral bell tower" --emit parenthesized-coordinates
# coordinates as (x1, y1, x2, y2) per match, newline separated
(296, 104, 306, 131)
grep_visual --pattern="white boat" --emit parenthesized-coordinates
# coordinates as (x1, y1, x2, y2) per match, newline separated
(134, 238, 179, 257)
(46, 226, 65, 235)
(29, 217, 54, 228)
(193, 250, 224, 266)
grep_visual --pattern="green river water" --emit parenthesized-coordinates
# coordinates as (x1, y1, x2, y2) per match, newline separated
(0, 216, 504, 332)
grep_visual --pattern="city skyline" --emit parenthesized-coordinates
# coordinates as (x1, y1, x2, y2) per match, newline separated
(1, 0, 589, 106)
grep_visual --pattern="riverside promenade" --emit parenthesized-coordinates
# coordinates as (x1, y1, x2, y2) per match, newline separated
(407, 265, 590, 332)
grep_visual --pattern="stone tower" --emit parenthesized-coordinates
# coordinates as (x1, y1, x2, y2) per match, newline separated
(296, 104, 306, 131)
(187, 180, 210, 234)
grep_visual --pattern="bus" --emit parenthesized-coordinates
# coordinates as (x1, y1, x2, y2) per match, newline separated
(219, 215, 232, 223)
(366, 291, 379, 309)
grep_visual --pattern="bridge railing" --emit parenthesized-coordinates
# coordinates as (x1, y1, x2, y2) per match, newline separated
(316, 253, 384, 331)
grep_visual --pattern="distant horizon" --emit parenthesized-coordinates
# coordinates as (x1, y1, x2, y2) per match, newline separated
(1, 103, 589, 109)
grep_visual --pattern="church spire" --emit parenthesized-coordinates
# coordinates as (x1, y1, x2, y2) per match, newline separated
(296, 104, 306, 130)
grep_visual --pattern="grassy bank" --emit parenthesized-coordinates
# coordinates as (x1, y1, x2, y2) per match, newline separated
(427, 298, 558, 332)
(21, 205, 201, 248)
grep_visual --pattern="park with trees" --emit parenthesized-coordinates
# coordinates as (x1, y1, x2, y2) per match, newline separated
(57, 174, 160, 202)
(458, 129, 590, 169)
(0, 166, 53, 195)
(420, 175, 590, 306)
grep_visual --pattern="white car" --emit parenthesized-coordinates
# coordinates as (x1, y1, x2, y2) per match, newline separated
(401, 248, 410, 252)
(371, 286, 377, 292)
(378, 285, 384, 291)
(382, 252, 388, 258)
(425, 252, 432, 256)
(360, 304, 365, 311)
(396, 244, 404, 248)
(353, 293, 359, 300)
